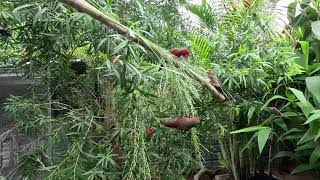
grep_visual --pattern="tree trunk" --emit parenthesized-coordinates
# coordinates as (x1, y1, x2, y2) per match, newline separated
(103, 76, 117, 131)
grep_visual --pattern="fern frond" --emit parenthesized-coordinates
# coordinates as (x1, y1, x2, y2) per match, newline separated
(190, 33, 214, 67)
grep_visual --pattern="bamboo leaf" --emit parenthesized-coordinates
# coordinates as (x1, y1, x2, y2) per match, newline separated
(306, 76, 320, 103)
(111, 39, 129, 55)
(311, 21, 320, 40)
(230, 126, 269, 134)
(260, 95, 288, 111)
(295, 142, 317, 152)
(298, 127, 316, 145)
(271, 151, 295, 161)
(291, 164, 313, 174)
(289, 88, 307, 103)
(247, 106, 255, 125)
(299, 41, 309, 70)
(304, 111, 320, 124)
(257, 128, 272, 154)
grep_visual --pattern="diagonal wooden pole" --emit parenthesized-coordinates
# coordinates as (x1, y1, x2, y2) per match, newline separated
(60, 0, 225, 101)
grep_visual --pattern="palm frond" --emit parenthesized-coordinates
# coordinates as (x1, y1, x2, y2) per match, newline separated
(190, 33, 214, 68)
(188, 2, 217, 29)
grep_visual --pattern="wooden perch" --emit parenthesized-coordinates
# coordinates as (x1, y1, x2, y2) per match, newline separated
(60, 0, 225, 102)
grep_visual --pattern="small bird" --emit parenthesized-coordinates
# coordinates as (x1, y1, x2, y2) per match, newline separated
(206, 69, 222, 89)
(206, 69, 235, 101)
(161, 116, 200, 131)
(267, 107, 283, 116)
(169, 47, 190, 58)
(146, 127, 154, 137)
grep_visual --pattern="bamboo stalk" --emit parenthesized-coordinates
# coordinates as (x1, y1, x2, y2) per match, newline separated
(59, 0, 226, 101)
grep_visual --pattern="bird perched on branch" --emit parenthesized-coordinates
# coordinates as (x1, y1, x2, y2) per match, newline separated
(161, 116, 200, 131)
(206, 69, 222, 90)
(267, 107, 283, 116)
(169, 47, 190, 58)
(206, 69, 235, 101)
(146, 127, 154, 137)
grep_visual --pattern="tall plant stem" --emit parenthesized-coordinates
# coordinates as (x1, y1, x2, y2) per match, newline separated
(59, 0, 225, 101)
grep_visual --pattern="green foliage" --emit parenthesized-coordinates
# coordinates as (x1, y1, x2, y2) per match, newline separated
(1, 0, 206, 179)
(262, 85, 320, 173)
(188, 1, 302, 179)
(311, 21, 320, 40)
(287, 0, 320, 74)
(3, 0, 318, 179)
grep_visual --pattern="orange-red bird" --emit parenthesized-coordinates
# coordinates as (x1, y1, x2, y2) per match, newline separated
(146, 127, 154, 137)
(161, 116, 200, 131)
(169, 48, 190, 58)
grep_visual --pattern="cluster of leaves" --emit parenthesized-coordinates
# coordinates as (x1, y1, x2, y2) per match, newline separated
(3, 0, 318, 179)
(1, 0, 209, 179)
(232, 0, 320, 176)
(187, 0, 306, 179)
(269, 0, 320, 174)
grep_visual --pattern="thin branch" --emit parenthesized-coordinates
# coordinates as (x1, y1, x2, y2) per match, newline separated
(59, 0, 226, 101)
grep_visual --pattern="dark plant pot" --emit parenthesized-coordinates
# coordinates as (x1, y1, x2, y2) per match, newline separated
(250, 174, 278, 180)
(214, 173, 280, 180)
(274, 172, 318, 180)
(215, 174, 230, 180)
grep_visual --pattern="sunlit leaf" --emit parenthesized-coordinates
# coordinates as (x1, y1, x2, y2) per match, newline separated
(311, 21, 320, 40)
(306, 76, 320, 103)
(257, 128, 271, 154)
(230, 126, 270, 134)
(304, 111, 320, 124)
(247, 106, 255, 125)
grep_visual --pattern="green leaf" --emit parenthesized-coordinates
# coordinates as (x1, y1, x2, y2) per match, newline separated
(287, 2, 297, 21)
(258, 128, 272, 154)
(310, 145, 320, 166)
(289, 88, 315, 117)
(306, 76, 320, 103)
(304, 111, 320, 124)
(289, 88, 307, 103)
(13, 4, 34, 14)
(295, 142, 317, 152)
(260, 95, 288, 111)
(298, 127, 316, 145)
(247, 106, 255, 125)
(241, 132, 258, 153)
(98, 51, 110, 61)
(315, 129, 320, 141)
(32, 7, 47, 27)
(230, 126, 269, 134)
(285, 88, 296, 101)
(282, 111, 300, 117)
(299, 41, 309, 69)
(311, 21, 320, 40)
(296, 101, 315, 118)
(278, 128, 304, 141)
(271, 151, 295, 161)
(274, 118, 288, 131)
(111, 40, 129, 55)
(291, 164, 313, 174)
